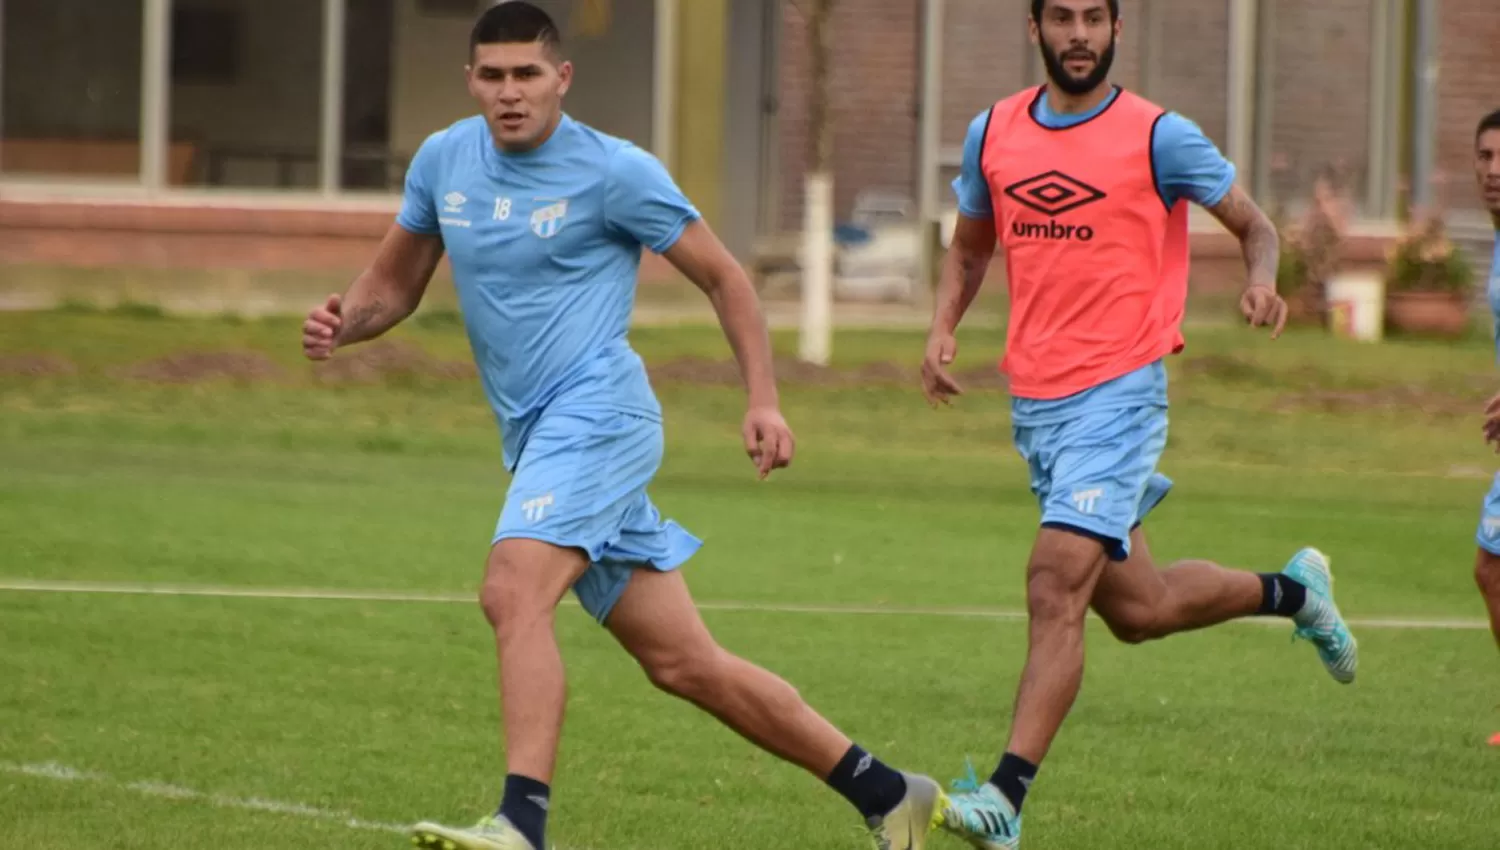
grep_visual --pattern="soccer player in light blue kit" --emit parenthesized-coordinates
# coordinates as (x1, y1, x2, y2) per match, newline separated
(1473, 110, 1500, 725)
(919, 2, 1358, 847)
(299, 4, 943, 849)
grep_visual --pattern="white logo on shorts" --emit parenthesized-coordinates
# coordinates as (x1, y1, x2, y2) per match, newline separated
(1071, 487, 1104, 515)
(522, 493, 554, 523)
(1483, 516, 1500, 539)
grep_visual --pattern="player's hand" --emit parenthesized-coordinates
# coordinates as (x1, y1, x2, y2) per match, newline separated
(1482, 392, 1500, 451)
(742, 406, 795, 480)
(921, 331, 964, 407)
(1240, 284, 1288, 338)
(302, 294, 343, 360)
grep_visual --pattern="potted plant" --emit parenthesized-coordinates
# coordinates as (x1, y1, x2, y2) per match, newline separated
(1383, 203, 1475, 338)
(1268, 163, 1350, 327)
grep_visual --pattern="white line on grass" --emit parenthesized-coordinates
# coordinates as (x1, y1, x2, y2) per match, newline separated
(0, 761, 408, 834)
(0, 578, 1488, 630)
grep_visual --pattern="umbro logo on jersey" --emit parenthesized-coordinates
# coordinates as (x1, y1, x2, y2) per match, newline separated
(1005, 170, 1106, 241)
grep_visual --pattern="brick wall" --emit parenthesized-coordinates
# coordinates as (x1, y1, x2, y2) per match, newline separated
(1261, 0, 1374, 205)
(776, 0, 919, 230)
(775, 0, 1500, 225)
(1438, 0, 1500, 215)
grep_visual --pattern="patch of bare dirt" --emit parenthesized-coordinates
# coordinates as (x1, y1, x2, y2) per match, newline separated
(1179, 353, 1272, 384)
(119, 350, 284, 384)
(647, 356, 904, 388)
(0, 354, 77, 378)
(1271, 385, 1474, 416)
(646, 356, 1013, 390)
(313, 340, 475, 383)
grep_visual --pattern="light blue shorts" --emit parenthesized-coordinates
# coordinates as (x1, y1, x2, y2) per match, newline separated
(494, 410, 702, 624)
(1013, 404, 1173, 561)
(1476, 472, 1500, 556)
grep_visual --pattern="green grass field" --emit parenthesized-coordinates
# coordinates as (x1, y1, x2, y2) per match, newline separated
(3, 307, 1499, 849)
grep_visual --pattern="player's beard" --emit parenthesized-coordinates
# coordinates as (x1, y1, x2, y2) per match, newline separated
(1039, 35, 1116, 96)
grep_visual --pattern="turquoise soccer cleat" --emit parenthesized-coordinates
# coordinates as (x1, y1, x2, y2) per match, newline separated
(1282, 547, 1358, 684)
(937, 760, 1022, 850)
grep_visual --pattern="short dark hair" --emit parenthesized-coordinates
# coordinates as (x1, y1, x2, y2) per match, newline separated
(470, 1, 561, 56)
(1479, 108, 1500, 143)
(1030, 0, 1120, 22)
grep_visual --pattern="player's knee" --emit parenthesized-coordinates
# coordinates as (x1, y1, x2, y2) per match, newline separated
(1101, 609, 1162, 645)
(640, 644, 725, 701)
(1024, 562, 1092, 626)
(479, 564, 550, 636)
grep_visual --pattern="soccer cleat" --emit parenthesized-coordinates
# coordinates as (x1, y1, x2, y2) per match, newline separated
(411, 814, 534, 850)
(864, 772, 947, 850)
(1282, 547, 1358, 684)
(936, 760, 1021, 850)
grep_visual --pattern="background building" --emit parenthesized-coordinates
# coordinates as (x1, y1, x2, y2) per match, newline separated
(2, 0, 1497, 285)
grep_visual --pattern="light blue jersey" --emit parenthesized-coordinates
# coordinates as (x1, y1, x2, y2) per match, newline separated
(1478, 235, 1500, 555)
(949, 88, 1238, 557)
(398, 114, 699, 470)
(397, 114, 703, 623)
(1488, 235, 1500, 362)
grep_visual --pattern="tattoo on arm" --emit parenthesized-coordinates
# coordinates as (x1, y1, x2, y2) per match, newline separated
(336, 294, 388, 345)
(1207, 186, 1280, 288)
(1241, 221, 1279, 287)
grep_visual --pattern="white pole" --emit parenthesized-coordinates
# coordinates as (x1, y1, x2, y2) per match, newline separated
(320, 0, 347, 195)
(915, 0, 944, 300)
(1225, 0, 1257, 187)
(798, 0, 834, 366)
(651, 0, 678, 171)
(140, 0, 171, 190)
(800, 171, 833, 365)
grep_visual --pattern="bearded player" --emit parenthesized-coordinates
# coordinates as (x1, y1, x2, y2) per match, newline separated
(919, 2, 1358, 846)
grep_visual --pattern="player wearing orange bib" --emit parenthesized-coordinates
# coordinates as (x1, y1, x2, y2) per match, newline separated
(919, 3, 1359, 847)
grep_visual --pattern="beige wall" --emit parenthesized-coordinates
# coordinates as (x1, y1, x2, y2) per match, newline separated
(389, 0, 475, 158)
(389, 0, 656, 161)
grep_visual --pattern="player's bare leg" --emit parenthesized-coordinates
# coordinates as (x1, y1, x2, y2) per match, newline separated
(481, 538, 591, 783)
(1476, 549, 1500, 652)
(1005, 529, 1111, 764)
(606, 567, 945, 849)
(1089, 527, 1268, 643)
(1090, 527, 1358, 686)
(414, 538, 589, 850)
(1479, 550, 1500, 746)
(938, 528, 1107, 849)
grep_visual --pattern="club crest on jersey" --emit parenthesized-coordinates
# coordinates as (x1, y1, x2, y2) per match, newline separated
(530, 199, 569, 239)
